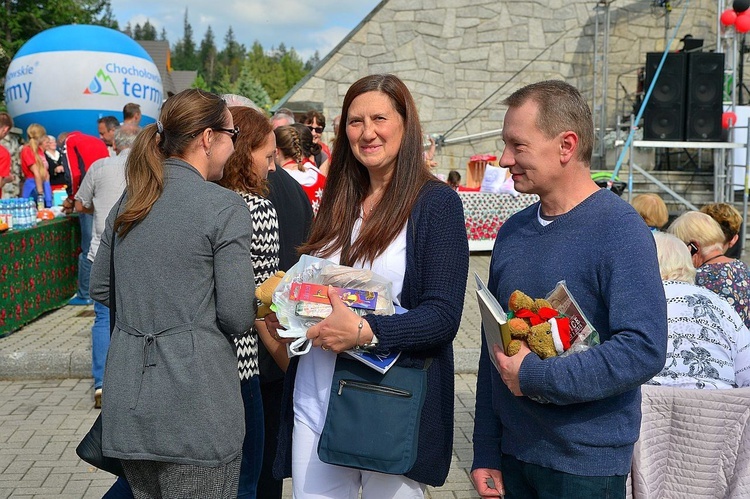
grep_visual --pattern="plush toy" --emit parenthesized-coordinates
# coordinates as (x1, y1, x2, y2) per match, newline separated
(255, 271, 285, 318)
(506, 290, 571, 359)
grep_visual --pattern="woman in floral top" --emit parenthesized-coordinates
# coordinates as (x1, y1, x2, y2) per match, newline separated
(650, 232, 750, 389)
(668, 211, 750, 329)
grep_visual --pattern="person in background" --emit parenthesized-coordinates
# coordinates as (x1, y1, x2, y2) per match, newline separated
(0, 113, 15, 193)
(631, 192, 669, 232)
(649, 231, 750, 389)
(221, 92, 314, 499)
(75, 125, 139, 409)
(218, 105, 283, 498)
(701, 202, 743, 259)
(668, 211, 750, 330)
(89, 89, 253, 497)
(302, 110, 331, 171)
(122, 103, 141, 126)
(62, 131, 110, 305)
(271, 108, 295, 129)
(97, 116, 120, 156)
(20, 123, 53, 208)
(269, 73, 469, 498)
(292, 122, 330, 179)
(274, 125, 326, 213)
(447, 170, 461, 190)
(44, 135, 66, 188)
(471, 80, 667, 499)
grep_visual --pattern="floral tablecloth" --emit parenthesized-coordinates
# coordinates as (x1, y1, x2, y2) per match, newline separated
(0, 217, 80, 336)
(458, 192, 539, 250)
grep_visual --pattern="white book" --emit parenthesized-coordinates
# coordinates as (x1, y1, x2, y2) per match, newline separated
(474, 272, 511, 372)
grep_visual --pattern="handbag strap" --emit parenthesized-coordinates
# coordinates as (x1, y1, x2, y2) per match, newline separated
(108, 196, 125, 337)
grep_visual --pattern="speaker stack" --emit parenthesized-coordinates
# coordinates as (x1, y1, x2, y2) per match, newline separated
(643, 51, 725, 142)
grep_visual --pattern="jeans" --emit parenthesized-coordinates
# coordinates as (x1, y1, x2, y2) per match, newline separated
(77, 213, 93, 300)
(238, 376, 264, 499)
(21, 178, 53, 207)
(500, 454, 626, 499)
(91, 301, 110, 389)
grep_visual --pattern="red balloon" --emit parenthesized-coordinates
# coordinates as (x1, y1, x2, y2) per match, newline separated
(722, 9, 738, 26)
(723, 111, 738, 129)
(736, 11, 750, 32)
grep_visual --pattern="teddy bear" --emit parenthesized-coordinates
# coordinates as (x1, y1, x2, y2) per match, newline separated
(505, 290, 571, 359)
(255, 271, 285, 318)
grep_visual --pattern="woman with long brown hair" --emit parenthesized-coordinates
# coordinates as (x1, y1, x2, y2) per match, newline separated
(269, 74, 469, 497)
(217, 105, 287, 498)
(89, 89, 255, 497)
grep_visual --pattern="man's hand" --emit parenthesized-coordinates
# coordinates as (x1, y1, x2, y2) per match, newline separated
(471, 468, 505, 498)
(61, 197, 75, 215)
(495, 342, 530, 396)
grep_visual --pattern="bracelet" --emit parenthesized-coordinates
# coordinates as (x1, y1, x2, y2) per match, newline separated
(355, 318, 364, 349)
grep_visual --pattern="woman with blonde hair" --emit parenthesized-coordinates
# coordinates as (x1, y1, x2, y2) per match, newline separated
(20, 123, 52, 207)
(89, 89, 255, 497)
(649, 231, 750, 389)
(668, 210, 750, 329)
(631, 193, 668, 231)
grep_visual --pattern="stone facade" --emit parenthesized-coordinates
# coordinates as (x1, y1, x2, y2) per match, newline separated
(280, 0, 722, 178)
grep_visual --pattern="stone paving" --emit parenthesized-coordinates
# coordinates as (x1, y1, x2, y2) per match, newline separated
(0, 253, 493, 498)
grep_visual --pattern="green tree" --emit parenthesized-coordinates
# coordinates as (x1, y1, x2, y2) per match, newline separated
(198, 26, 218, 89)
(234, 64, 272, 110)
(0, 0, 117, 78)
(217, 26, 245, 83)
(133, 20, 157, 41)
(244, 41, 286, 102)
(191, 73, 210, 91)
(171, 8, 198, 70)
(305, 51, 320, 72)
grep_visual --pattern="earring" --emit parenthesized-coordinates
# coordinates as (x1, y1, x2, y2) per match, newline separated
(205, 149, 211, 157)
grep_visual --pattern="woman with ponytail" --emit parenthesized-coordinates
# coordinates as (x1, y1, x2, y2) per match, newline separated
(20, 123, 53, 207)
(89, 89, 255, 497)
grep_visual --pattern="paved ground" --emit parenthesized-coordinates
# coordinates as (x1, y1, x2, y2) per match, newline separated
(0, 253, 493, 498)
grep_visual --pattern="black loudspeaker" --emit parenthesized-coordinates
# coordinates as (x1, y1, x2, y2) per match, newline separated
(644, 52, 687, 140)
(685, 52, 725, 141)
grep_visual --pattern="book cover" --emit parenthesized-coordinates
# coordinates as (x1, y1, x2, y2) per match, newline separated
(342, 305, 406, 373)
(474, 272, 511, 372)
(289, 282, 378, 310)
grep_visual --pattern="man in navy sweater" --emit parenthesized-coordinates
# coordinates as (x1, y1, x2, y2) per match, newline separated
(471, 80, 667, 498)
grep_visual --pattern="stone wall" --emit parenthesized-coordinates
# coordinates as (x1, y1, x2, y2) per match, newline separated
(282, 0, 722, 178)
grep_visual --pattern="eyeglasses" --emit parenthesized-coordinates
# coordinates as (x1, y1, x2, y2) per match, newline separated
(687, 242, 699, 256)
(213, 126, 240, 144)
(307, 125, 324, 134)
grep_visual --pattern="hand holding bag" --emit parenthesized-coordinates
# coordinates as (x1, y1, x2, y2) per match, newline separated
(76, 200, 124, 476)
(317, 354, 430, 475)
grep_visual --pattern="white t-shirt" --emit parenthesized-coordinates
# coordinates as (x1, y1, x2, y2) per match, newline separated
(284, 161, 321, 187)
(293, 211, 407, 433)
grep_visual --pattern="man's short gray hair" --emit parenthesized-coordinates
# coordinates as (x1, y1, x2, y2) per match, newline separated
(114, 125, 140, 150)
(222, 93, 262, 111)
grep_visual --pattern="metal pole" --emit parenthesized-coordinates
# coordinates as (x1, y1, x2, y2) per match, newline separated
(600, 2, 611, 169)
(743, 117, 749, 259)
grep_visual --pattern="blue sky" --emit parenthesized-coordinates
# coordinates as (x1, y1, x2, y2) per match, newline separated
(109, 1, 382, 62)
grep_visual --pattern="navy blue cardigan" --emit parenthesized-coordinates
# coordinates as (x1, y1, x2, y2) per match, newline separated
(272, 181, 470, 486)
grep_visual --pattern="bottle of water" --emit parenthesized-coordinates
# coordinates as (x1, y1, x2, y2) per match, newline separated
(17, 198, 28, 229)
(10, 198, 20, 229)
(30, 197, 38, 227)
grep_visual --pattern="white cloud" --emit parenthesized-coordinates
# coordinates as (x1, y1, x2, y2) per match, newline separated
(110, 0, 380, 62)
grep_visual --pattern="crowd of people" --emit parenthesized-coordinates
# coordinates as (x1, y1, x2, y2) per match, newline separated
(3, 74, 748, 498)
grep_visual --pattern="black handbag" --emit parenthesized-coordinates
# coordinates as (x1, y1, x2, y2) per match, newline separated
(317, 354, 430, 475)
(76, 201, 124, 476)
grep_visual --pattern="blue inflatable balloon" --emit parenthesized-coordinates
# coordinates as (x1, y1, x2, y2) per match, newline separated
(5, 25, 163, 138)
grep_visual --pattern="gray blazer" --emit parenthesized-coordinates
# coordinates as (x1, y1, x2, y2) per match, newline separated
(90, 158, 255, 467)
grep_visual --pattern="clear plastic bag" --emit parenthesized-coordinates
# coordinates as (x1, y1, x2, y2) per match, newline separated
(271, 255, 395, 356)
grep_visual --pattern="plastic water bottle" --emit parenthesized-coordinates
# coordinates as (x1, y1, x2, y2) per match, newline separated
(30, 198, 38, 227)
(36, 194, 44, 211)
(18, 198, 29, 229)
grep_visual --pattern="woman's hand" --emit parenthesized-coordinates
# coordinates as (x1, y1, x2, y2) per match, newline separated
(264, 312, 293, 344)
(306, 286, 372, 353)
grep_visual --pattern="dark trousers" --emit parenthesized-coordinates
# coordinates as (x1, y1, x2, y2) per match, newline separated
(501, 454, 626, 499)
(238, 376, 264, 499)
(257, 377, 284, 499)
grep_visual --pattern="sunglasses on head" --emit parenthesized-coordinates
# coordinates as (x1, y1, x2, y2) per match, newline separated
(307, 125, 324, 134)
(213, 126, 240, 144)
(687, 242, 699, 256)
